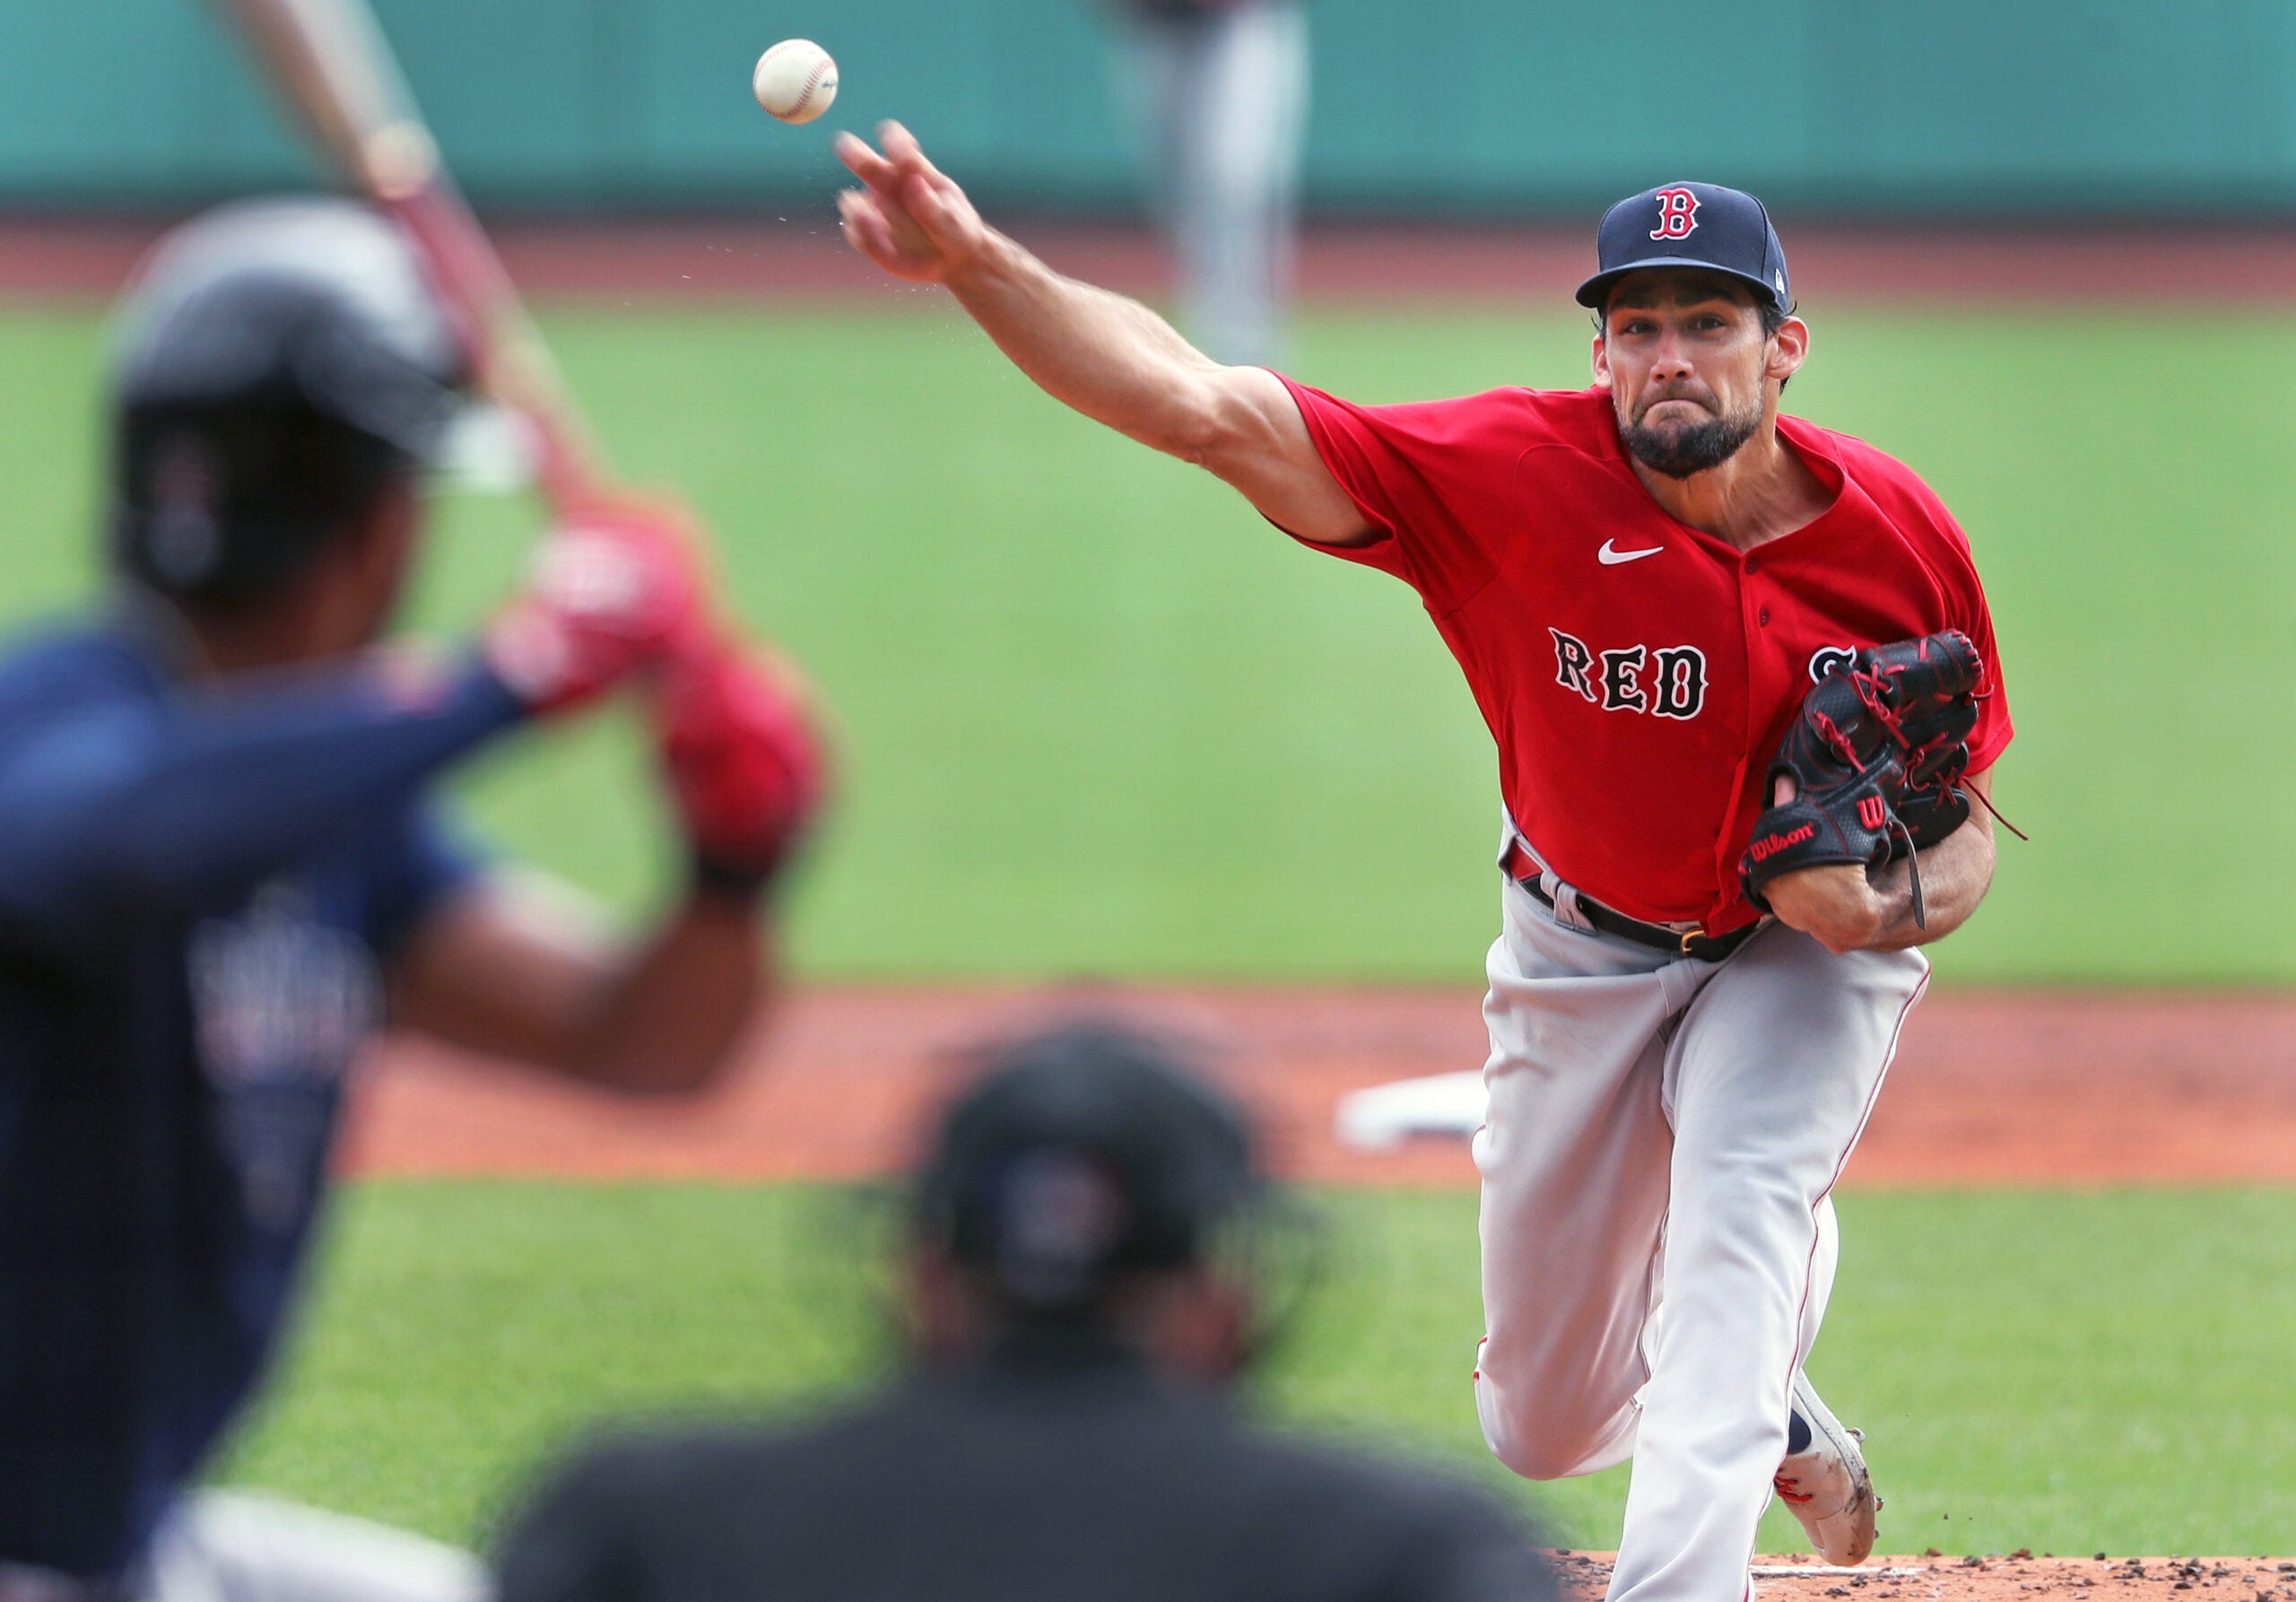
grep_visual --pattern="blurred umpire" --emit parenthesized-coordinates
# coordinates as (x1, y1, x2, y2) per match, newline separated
(499, 1021, 1556, 1602)
(0, 198, 826, 1596)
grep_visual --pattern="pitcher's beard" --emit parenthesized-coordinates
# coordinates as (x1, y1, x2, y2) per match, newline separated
(1620, 397, 1764, 480)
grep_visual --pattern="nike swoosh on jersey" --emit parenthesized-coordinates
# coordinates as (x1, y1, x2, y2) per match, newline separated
(1597, 539, 1665, 565)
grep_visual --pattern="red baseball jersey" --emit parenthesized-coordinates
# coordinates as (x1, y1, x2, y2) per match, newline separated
(1274, 379, 2013, 935)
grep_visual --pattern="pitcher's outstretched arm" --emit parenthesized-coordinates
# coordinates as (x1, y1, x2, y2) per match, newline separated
(836, 121, 1369, 546)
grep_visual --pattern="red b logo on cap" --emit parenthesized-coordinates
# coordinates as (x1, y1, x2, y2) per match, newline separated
(1650, 188, 1700, 240)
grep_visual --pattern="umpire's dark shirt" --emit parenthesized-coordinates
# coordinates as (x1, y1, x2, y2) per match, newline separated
(499, 1328, 1555, 1602)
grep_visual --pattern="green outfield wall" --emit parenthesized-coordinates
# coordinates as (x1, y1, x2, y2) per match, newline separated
(4, 0, 2294, 214)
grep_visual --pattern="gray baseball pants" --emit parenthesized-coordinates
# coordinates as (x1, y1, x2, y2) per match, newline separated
(1471, 865, 1926, 1602)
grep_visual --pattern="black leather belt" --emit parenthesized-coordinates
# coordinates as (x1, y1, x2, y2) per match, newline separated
(1505, 856, 1761, 963)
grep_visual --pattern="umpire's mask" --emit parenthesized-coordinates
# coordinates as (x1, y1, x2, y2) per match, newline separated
(108, 196, 468, 608)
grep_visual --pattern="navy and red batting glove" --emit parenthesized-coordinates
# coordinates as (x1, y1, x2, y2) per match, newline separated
(484, 500, 712, 718)
(655, 644, 831, 897)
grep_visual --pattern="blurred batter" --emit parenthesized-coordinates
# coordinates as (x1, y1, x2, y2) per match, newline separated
(0, 198, 824, 1599)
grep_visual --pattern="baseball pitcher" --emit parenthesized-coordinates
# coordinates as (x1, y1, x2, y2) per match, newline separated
(837, 131, 2011, 1601)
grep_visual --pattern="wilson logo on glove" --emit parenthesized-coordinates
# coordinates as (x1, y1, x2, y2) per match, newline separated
(1749, 824, 1816, 862)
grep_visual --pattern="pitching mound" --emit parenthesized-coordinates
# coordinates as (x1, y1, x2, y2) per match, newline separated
(1554, 1554, 2296, 1601)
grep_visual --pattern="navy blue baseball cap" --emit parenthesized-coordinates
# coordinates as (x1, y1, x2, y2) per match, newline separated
(1575, 180, 1791, 313)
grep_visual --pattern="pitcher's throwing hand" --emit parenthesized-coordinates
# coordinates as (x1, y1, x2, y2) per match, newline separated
(836, 122, 992, 284)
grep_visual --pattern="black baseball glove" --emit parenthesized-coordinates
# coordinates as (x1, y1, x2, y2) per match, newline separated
(1738, 631, 1986, 928)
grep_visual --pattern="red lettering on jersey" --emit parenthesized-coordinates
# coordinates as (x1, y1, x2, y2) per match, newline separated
(1650, 188, 1700, 240)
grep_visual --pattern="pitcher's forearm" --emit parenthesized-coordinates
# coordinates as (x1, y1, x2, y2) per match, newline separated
(946, 231, 1226, 460)
(1866, 821, 1996, 951)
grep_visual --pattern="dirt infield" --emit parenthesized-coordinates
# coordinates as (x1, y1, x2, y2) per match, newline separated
(1555, 1554, 2296, 1601)
(9, 216, 2296, 307)
(339, 986, 2296, 1189)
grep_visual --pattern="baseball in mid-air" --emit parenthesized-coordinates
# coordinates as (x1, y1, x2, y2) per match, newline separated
(752, 39, 838, 124)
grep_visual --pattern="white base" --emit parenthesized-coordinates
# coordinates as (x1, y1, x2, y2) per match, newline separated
(1333, 1069, 1487, 1149)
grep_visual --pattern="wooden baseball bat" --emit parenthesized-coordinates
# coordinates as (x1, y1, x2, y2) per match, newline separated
(213, 0, 606, 508)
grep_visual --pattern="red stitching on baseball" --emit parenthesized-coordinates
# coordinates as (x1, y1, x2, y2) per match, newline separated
(791, 57, 831, 117)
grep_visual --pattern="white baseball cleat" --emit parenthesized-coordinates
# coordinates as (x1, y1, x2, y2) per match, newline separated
(1773, 1372, 1879, 1567)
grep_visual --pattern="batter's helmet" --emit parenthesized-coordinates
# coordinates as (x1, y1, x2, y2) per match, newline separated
(109, 196, 468, 607)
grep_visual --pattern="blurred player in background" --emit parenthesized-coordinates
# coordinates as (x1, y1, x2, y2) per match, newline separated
(1105, 0, 1308, 365)
(0, 197, 826, 1598)
(500, 1018, 1556, 1602)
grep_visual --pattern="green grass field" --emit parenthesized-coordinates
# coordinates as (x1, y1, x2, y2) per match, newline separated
(220, 1182, 2296, 1558)
(5, 301, 2294, 983)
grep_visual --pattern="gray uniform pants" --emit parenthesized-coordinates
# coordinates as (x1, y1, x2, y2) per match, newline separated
(1114, 2, 1309, 367)
(1471, 867, 1927, 1602)
(0, 1494, 485, 1602)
